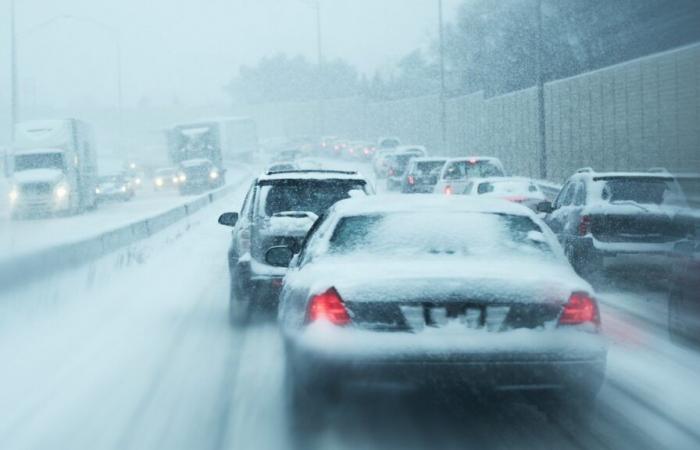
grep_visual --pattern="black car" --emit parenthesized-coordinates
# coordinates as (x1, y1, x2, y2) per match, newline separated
(217, 169, 374, 325)
(177, 158, 224, 195)
(385, 146, 428, 191)
(541, 168, 692, 276)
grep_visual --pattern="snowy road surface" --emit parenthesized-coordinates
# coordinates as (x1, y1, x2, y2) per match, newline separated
(0, 161, 698, 450)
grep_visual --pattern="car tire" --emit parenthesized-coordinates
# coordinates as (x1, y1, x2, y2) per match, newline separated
(228, 277, 251, 327)
(567, 244, 602, 278)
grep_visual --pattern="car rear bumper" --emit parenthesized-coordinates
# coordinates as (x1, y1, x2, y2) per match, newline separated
(577, 236, 679, 256)
(287, 326, 607, 392)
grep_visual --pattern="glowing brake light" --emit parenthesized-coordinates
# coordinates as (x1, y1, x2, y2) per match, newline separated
(308, 288, 350, 325)
(444, 185, 453, 195)
(407, 175, 415, 185)
(578, 215, 591, 236)
(558, 292, 600, 326)
(468, 158, 478, 164)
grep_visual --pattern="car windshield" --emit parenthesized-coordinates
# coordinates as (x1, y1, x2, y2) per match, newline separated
(328, 212, 551, 258)
(14, 153, 64, 171)
(443, 160, 504, 179)
(599, 177, 685, 205)
(259, 180, 366, 217)
(477, 179, 539, 195)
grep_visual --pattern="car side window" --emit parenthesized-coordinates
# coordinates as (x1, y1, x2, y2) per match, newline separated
(574, 182, 586, 206)
(553, 181, 570, 208)
(561, 183, 576, 206)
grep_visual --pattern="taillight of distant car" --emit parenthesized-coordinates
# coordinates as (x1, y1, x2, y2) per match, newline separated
(308, 288, 351, 326)
(503, 195, 527, 203)
(444, 185, 453, 195)
(558, 292, 600, 326)
(407, 175, 415, 185)
(578, 215, 591, 236)
(388, 168, 395, 177)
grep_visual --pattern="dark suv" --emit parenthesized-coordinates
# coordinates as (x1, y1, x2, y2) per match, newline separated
(218, 169, 373, 324)
(541, 168, 693, 276)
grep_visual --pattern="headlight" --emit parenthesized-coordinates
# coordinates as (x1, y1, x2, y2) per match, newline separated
(121, 186, 127, 193)
(209, 170, 219, 179)
(54, 183, 69, 199)
(155, 178, 164, 187)
(95, 187, 102, 194)
(134, 177, 142, 185)
(178, 173, 187, 182)
(8, 188, 19, 203)
(172, 177, 179, 184)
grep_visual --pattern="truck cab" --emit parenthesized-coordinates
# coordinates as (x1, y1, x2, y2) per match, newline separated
(8, 119, 98, 218)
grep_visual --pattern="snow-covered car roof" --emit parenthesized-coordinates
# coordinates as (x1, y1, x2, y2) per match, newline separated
(409, 156, 448, 163)
(445, 156, 503, 164)
(588, 172, 677, 180)
(331, 194, 536, 217)
(179, 158, 213, 167)
(392, 145, 427, 154)
(470, 176, 539, 185)
(259, 169, 368, 183)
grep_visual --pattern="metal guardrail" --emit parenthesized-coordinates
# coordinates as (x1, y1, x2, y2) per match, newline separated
(0, 180, 245, 293)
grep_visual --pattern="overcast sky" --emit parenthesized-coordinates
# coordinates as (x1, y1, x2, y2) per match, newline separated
(1, 0, 461, 111)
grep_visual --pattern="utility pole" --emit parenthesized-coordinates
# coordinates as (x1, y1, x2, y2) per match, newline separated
(10, 0, 18, 142)
(438, 0, 448, 154)
(315, 0, 324, 138)
(536, 0, 548, 179)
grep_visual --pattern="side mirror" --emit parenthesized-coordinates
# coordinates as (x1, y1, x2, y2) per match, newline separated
(265, 245, 295, 267)
(218, 212, 239, 227)
(536, 201, 554, 214)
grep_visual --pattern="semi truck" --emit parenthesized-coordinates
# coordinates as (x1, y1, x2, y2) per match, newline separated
(165, 117, 258, 167)
(8, 119, 98, 218)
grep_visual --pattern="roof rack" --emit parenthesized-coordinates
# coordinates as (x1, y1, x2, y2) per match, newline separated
(265, 169, 358, 176)
(576, 167, 595, 174)
(648, 167, 670, 174)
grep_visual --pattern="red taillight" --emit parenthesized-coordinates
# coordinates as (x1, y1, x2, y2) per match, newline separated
(388, 168, 395, 176)
(308, 288, 350, 326)
(503, 195, 527, 203)
(444, 185, 453, 195)
(559, 292, 600, 326)
(363, 148, 370, 155)
(578, 215, 591, 236)
(407, 175, 415, 185)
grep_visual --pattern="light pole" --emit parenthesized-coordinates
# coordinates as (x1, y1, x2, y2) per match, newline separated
(298, 0, 324, 137)
(535, 0, 547, 179)
(9, 0, 18, 142)
(438, 0, 447, 154)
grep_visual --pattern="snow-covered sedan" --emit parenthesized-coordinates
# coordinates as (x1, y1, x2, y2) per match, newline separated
(273, 195, 607, 421)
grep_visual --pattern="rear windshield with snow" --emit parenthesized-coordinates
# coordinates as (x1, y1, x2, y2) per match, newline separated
(409, 161, 446, 176)
(597, 177, 686, 206)
(259, 179, 367, 217)
(443, 160, 504, 180)
(477, 180, 539, 195)
(328, 212, 551, 257)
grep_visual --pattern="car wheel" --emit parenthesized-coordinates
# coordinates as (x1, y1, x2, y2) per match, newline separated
(567, 244, 602, 278)
(228, 278, 251, 327)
